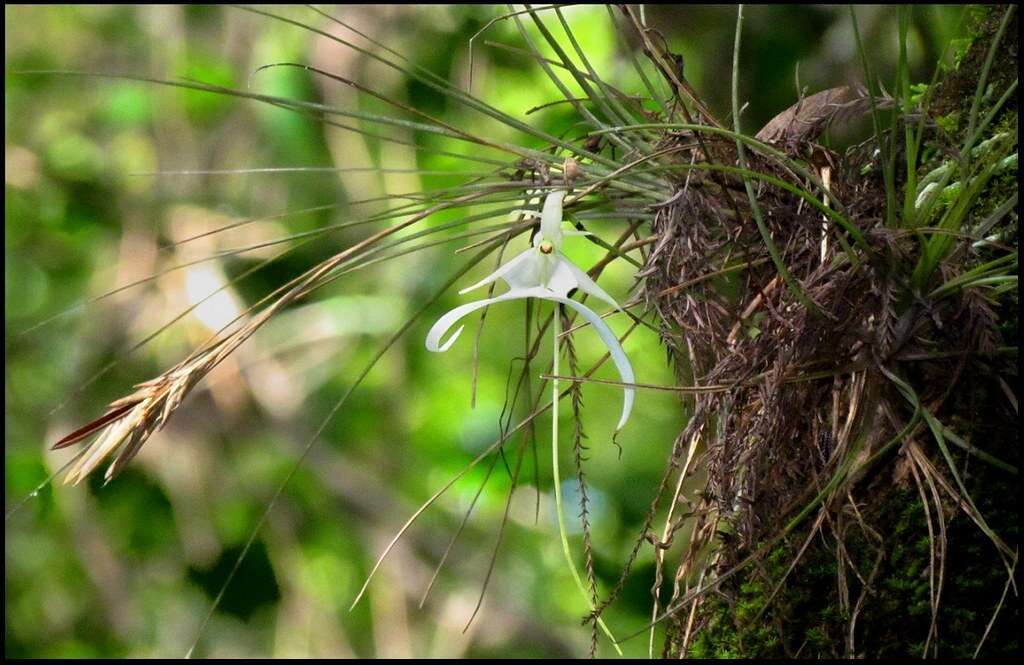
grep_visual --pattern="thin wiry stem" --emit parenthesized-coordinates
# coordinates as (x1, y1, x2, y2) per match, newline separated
(186, 240, 501, 656)
(513, 7, 640, 163)
(565, 333, 600, 657)
(464, 4, 561, 93)
(241, 5, 664, 194)
(550, 304, 622, 655)
(554, 7, 655, 149)
(732, 6, 816, 311)
(462, 422, 531, 633)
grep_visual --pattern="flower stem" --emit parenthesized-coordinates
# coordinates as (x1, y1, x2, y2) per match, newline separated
(551, 305, 623, 655)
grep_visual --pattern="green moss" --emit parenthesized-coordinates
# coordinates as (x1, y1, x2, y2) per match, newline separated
(966, 112, 1019, 222)
(680, 477, 1018, 658)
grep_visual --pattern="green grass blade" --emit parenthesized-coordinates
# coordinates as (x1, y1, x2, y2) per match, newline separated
(731, 6, 816, 312)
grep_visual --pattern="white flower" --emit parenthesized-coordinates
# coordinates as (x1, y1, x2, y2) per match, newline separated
(426, 190, 635, 432)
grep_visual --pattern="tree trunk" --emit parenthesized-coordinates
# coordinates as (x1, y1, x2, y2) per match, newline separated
(656, 6, 1018, 658)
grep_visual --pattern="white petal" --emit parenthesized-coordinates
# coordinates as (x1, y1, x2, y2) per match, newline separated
(425, 286, 635, 432)
(425, 290, 533, 352)
(560, 257, 623, 312)
(548, 294, 635, 432)
(540, 190, 567, 245)
(506, 251, 547, 290)
(545, 254, 579, 297)
(458, 248, 538, 295)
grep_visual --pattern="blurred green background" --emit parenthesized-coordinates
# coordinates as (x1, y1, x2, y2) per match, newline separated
(6, 5, 968, 658)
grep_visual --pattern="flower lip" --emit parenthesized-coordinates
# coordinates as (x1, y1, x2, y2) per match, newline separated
(425, 286, 635, 431)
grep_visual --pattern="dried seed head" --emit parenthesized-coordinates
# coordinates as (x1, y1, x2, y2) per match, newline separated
(55, 308, 276, 484)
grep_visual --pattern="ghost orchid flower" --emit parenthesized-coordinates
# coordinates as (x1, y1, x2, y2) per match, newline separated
(424, 189, 633, 651)
(425, 190, 635, 432)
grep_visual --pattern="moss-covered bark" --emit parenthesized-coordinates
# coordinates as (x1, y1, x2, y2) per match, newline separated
(666, 6, 1018, 658)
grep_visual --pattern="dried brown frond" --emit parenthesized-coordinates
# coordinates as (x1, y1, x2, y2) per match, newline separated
(755, 85, 895, 152)
(56, 308, 273, 484)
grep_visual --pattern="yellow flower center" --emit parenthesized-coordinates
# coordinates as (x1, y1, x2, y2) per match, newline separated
(539, 240, 554, 254)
